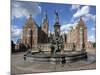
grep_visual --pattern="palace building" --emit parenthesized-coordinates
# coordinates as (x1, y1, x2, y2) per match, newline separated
(21, 12, 49, 49)
(20, 11, 93, 51)
(65, 17, 87, 49)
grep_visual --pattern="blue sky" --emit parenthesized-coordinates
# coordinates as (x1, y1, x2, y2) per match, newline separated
(11, 0, 96, 43)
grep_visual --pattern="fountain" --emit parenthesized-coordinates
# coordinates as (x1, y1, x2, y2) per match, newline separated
(24, 11, 87, 64)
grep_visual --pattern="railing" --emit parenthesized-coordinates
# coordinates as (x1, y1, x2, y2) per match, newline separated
(32, 43, 51, 51)
(32, 43, 74, 51)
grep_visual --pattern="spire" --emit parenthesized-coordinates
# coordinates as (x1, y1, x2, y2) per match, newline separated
(78, 17, 85, 26)
(29, 14, 32, 20)
(41, 10, 49, 34)
(55, 10, 59, 24)
(26, 14, 33, 23)
(54, 10, 60, 36)
(42, 10, 48, 24)
(44, 10, 47, 19)
(76, 16, 87, 29)
(25, 14, 37, 27)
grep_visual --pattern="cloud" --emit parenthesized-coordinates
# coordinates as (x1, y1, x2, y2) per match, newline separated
(73, 6, 90, 18)
(91, 27, 96, 31)
(61, 22, 78, 33)
(11, 0, 41, 18)
(11, 25, 22, 38)
(83, 14, 96, 22)
(71, 5, 95, 23)
(88, 35, 95, 42)
(71, 4, 80, 10)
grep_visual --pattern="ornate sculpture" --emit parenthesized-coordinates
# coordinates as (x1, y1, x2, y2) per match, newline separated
(49, 10, 64, 56)
(50, 34, 64, 55)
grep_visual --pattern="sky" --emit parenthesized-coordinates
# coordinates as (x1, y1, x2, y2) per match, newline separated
(11, 0, 96, 43)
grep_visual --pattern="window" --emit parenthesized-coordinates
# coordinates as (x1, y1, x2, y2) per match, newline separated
(79, 27, 83, 47)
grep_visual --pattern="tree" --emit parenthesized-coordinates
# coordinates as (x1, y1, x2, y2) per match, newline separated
(11, 40, 15, 53)
(93, 42, 96, 48)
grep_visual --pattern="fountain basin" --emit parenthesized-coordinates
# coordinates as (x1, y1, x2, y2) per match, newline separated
(24, 51, 87, 64)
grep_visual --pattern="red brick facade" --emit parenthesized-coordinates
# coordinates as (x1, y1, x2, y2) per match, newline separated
(22, 14, 48, 49)
(21, 14, 93, 50)
(66, 18, 87, 49)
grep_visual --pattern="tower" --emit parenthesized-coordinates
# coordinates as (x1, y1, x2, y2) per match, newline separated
(22, 14, 38, 49)
(76, 17, 87, 49)
(54, 10, 60, 36)
(41, 11, 49, 43)
(42, 11, 49, 34)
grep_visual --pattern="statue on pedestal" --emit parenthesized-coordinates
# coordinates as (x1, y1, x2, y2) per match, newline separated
(49, 10, 64, 56)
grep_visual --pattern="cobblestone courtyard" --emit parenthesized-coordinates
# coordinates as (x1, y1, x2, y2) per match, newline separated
(11, 49, 96, 74)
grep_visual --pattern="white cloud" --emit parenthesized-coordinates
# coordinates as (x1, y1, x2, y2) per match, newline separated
(61, 22, 78, 33)
(11, 25, 22, 38)
(71, 5, 95, 23)
(91, 27, 96, 31)
(73, 6, 90, 18)
(71, 4, 80, 10)
(88, 35, 95, 42)
(84, 14, 96, 22)
(11, 0, 41, 18)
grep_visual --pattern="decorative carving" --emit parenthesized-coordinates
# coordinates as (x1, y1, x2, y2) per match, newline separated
(49, 11, 64, 56)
